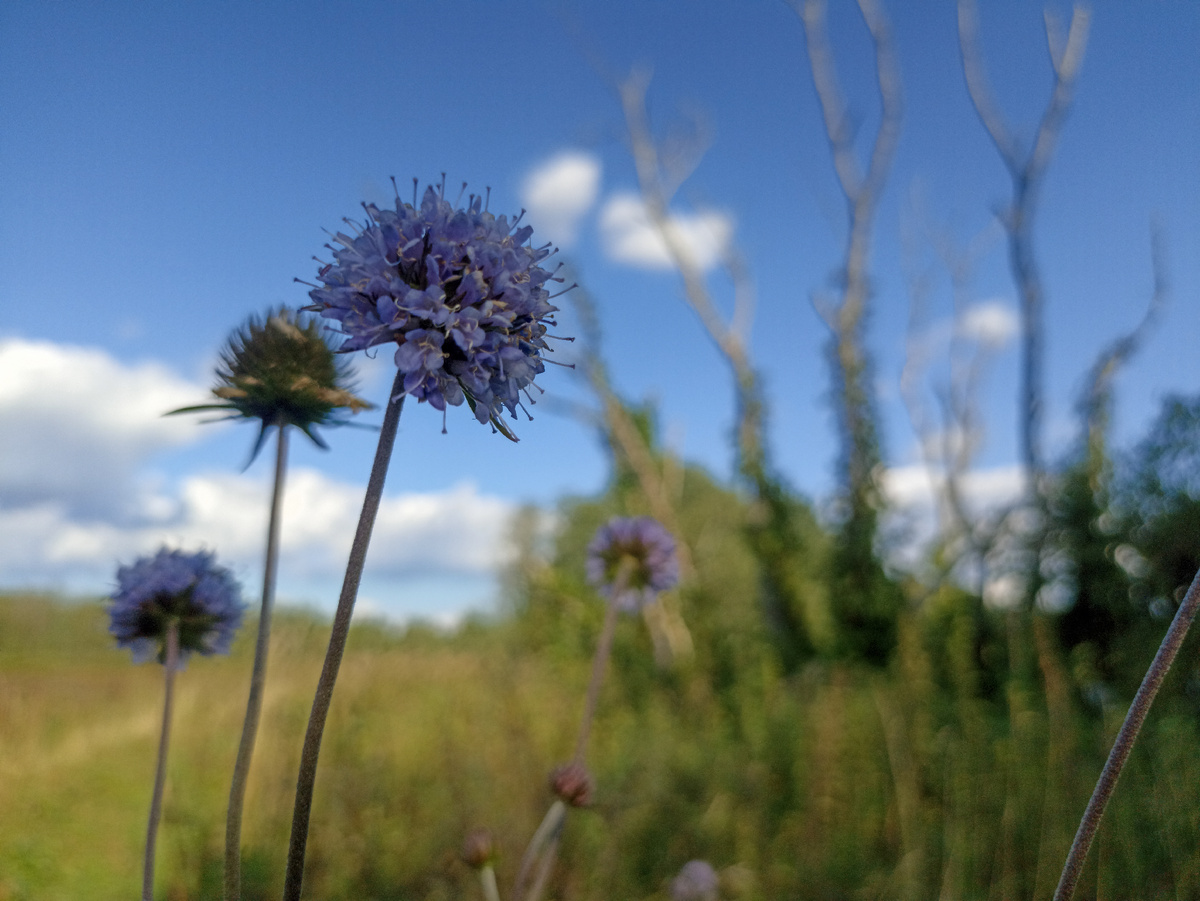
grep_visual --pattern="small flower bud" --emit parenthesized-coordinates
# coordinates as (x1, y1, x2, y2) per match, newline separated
(550, 762, 593, 808)
(460, 827, 495, 869)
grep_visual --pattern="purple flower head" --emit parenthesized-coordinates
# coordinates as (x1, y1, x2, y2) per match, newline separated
(670, 860, 719, 901)
(108, 548, 245, 665)
(305, 177, 571, 440)
(586, 516, 680, 612)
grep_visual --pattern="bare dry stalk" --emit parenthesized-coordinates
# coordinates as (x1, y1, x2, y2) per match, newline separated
(899, 207, 1006, 588)
(958, 0, 1090, 495)
(1076, 227, 1168, 489)
(957, 12, 1090, 894)
(617, 69, 765, 479)
(616, 69, 815, 660)
(795, 0, 901, 515)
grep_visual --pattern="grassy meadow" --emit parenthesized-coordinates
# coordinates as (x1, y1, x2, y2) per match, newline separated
(4, 481, 1200, 901)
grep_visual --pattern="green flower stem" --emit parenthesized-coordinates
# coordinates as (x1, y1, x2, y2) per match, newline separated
(282, 372, 405, 901)
(524, 830, 562, 901)
(572, 561, 633, 766)
(143, 619, 180, 901)
(513, 801, 566, 901)
(224, 422, 290, 901)
(1054, 563, 1200, 901)
(515, 566, 636, 901)
(479, 864, 502, 901)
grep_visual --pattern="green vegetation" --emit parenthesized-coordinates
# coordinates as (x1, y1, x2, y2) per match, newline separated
(3, 396, 1200, 901)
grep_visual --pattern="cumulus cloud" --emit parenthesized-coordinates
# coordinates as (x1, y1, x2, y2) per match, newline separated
(884, 463, 1024, 516)
(960, 300, 1019, 348)
(907, 300, 1019, 363)
(203, 469, 514, 578)
(0, 469, 514, 597)
(520, 151, 602, 247)
(0, 338, 213, 518)
(0, 339, 516, 617)
(598, 192, 732, 271)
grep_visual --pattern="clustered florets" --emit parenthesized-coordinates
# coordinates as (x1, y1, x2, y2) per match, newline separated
(305, 178, 565, 439)
(586, 516, 680, 612)
(108, 547, 245, 664)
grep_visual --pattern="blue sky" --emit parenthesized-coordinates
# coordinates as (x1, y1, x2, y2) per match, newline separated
(2, 1, 1197, 621)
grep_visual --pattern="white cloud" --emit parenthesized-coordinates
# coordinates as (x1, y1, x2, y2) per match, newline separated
(0, 468, 514, 600)
(0, 339, 516, 617)
(520, 151, 602, 247)
(907, 300, 1019, 363)
(598, 192, 732, 271)
(257, 470, 512, 577)
(882, 463, 1026, 571)
(959, 301, 1019, 348)
(883, 464, 938, 509)
(884, 463, 1024, 517)
(0, 338, 213, 517)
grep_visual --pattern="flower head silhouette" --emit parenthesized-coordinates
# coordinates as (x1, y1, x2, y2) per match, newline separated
(168, 308, 372, 465)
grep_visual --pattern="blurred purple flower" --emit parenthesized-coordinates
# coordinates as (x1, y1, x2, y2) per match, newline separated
(305, 177, 568, 440)
(586, 516, 680, 612)
(109, 548, 245, 665)
(670, 860, 719, 901)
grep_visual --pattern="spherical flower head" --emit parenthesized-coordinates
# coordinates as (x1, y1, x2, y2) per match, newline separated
(169, 308, 373, 465)
(586, 516, 680, 612)
(305, 177, 568, 441)
(670, 860, 719, 901)
(108, 548, 246, 665)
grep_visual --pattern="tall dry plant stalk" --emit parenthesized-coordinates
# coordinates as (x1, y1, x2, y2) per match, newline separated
(793, 0, 904, 665)
(957, 2, 1089, 892)
(618, 69, 816, 664)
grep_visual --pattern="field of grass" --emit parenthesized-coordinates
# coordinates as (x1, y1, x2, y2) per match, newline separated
(0, 594, 578, 901)
(4, 590, 1200, 901)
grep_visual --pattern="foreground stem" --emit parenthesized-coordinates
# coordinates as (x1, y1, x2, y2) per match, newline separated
(143, 620, 180, 901)
(282, 373, 406, 901)
(224, 424, 290, 900)
(1054, 564, 1200, 900)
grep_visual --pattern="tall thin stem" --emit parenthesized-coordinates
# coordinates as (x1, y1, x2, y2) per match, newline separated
(282, 372, 406, 901)
(524, 829, 562, 901)
(572, 563, 631, 766)
(515, 566, 633, 900)
(224, 423, 290, 900)
(513, 802, 567, 901)
(1054, 564, 1200, 900)
(573, 600, 620, 767)
(143, 620, 180, 901)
